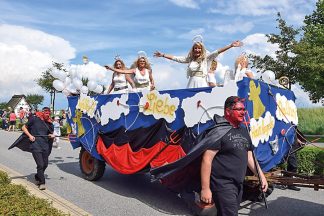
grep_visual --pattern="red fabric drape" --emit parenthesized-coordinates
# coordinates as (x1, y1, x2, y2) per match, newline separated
(96, 137, 186, 174)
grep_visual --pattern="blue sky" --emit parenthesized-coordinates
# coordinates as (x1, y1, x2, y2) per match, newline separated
(0, 0, 320, 109)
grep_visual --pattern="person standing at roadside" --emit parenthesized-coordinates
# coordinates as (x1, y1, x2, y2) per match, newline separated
(8, 111, 17, 132)
(19, 107, 26, 124)
(21, 107, 54, 190)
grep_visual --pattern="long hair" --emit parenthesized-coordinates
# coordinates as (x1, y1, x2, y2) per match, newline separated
(131, 57, 152, 70)
(187, 42, 206, 63)
(234, 54, 248, 72)
(113, 59, 126, 70)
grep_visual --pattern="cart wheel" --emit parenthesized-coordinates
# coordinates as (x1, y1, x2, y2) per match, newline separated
(79, 147, 105, 181)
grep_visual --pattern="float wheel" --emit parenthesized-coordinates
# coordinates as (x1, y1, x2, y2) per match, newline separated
(79, 147, 105, 181)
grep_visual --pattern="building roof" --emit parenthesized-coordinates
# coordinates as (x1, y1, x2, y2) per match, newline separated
(6, 95, 28, 110)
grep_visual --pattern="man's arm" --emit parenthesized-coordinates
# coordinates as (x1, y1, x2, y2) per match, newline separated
(200, 149, 218, 204)
(21, 125, 35, 142)
(247, 151, 268, 192)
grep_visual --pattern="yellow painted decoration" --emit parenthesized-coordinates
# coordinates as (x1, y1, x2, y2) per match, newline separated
(249, 80, 265, 119)
(73, 110, 85, 137)
(76, 95, 98, 118)
(66, 123, 72, 134)
(141, 91, 179, 123)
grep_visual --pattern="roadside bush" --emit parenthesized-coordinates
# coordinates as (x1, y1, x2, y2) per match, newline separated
(0, 170, 67, 215)
(297, 147, 324, 175)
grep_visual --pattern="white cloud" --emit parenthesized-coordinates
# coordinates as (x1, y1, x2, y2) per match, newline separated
(292, 83, 322, 108)
(242, 33, 279, 59)
(178, 28, 205, 40)
(0, 24, 75, 102)
(168, 0, 200, 9)
(213, 19, 254, 34)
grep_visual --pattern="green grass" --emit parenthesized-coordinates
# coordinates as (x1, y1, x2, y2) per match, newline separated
(0, 171, 67, 216)
(298, 107, 324, 135)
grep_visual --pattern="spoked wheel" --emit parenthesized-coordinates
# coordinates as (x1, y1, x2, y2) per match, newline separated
(79, 147, 106, 181)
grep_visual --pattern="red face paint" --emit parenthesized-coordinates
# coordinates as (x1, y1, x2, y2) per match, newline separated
(226, 102, 246, 127)
(43, 110, 51, 120)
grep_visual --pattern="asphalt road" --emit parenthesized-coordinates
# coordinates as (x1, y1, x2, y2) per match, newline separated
(0, 130, 323, 216)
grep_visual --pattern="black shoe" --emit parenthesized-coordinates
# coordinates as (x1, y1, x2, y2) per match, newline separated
(287, 185, 300, 191)
(274, 184, 287, 190)
(34, 174, 41, 185)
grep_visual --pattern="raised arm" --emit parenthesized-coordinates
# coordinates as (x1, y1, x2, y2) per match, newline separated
(247, 151, 268, 192)
(105, 65, 135, 74)
(200, 149, 218, 204)
(217, 40, 242, 55)
(154, 51, 189, 63)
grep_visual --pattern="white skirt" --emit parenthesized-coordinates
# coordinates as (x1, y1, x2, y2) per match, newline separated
(187, 76, 208, 88)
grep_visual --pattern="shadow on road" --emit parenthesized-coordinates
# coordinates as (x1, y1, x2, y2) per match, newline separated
(240, 196, 324, 216)
(57, 161, 192, 216)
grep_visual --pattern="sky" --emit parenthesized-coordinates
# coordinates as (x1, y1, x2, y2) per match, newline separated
(0, 0, 321, 109)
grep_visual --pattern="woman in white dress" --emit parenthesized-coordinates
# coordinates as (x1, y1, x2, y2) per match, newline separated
(154, 36, 242, 88)
(106, 59, 135, 94)
(105, 53, 155, 92)
(234, 54, 254, 82)
(207, 59, 217, 87)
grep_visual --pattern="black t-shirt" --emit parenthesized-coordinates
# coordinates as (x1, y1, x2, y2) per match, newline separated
(26, 116, 54, 152)
(208, 126, 253, 191)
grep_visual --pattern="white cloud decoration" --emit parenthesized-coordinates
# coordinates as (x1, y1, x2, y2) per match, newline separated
(275, 93, 298, 125)
(100, 94, 130, 126)
(140, 90, 180, 123)
(181, 81, 238, 127)
(76, 94, 98, 118)
(249, 111, 275, 147)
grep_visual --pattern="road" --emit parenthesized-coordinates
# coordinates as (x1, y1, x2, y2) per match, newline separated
(0, 130, 323, 216)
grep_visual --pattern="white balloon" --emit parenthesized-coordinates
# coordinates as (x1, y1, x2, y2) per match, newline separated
(67, 83, 78, 94)
(87, 80, 97, 91)
(64, 77, 72, 86)
(69, 68, 77, 78)
(81, 86, 89, 94)
(73, 78, 83, 90)
(50, 69, 60, 79)
(58, 71, 67, 82)
(53, 80, 65, 92)
(62, 89, 71, 96)
(263, 70, 276, 83)
(94, 85, 103, 94)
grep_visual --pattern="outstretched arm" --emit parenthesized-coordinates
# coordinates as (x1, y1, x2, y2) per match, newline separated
(105, 65, 135, 74)
(247, 151, 268, 192)
(217, 40, 242, 54)
(200, 149, 218, 204)
(154, 51, 174, 61)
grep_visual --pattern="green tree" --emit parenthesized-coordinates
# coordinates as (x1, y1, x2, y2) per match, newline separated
(36, 62, 66, 113)
(249, 12, 300, 89)
(26, 94, 44, 110)
(0, 102, 7, 110)
(294, 0, 324, 104)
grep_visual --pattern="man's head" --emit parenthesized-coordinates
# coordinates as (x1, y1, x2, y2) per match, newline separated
(42, 107, 51, 120)
(224, 96, 246, 127)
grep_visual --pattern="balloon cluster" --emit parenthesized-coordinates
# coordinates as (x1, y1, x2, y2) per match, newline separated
(262, 70, 276, 84)
(51, 66, 104, 96)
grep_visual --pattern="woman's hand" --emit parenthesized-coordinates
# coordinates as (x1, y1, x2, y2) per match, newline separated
(104, 65, 114, 71)
(153, 51, 164, 58)
(231, 40, 243, 47)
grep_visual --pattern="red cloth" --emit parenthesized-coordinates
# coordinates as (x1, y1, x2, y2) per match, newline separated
(96, 137, 186, 174)
(35, 112, 52, 123)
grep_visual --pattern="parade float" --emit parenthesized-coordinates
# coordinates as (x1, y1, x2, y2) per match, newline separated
(63, 77, 302, 181)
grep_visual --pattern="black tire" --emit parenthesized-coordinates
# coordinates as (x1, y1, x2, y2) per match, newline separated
(79, 147, 106, 181)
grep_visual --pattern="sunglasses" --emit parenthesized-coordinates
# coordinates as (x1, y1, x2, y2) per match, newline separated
(232, 108, 246, 112)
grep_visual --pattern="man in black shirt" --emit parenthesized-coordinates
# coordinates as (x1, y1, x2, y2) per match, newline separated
(22, 107, 54, 190)
(200, 96, 268, 216)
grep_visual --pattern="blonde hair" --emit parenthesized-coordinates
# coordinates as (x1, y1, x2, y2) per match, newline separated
(187, 42, 206, 63)
(113, 59, 126, 70)
(234, 54, 248, 71)
(210, 59, 218, 71)
(131, 57, 152, 70)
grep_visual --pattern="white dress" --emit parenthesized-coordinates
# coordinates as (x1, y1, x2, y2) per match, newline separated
(207, 73, 216, 86)
(234, 68, 253, 82)
(112, 73, 129, 94)
(133, 68, 151, 91)
(172, 50, 219, 88)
